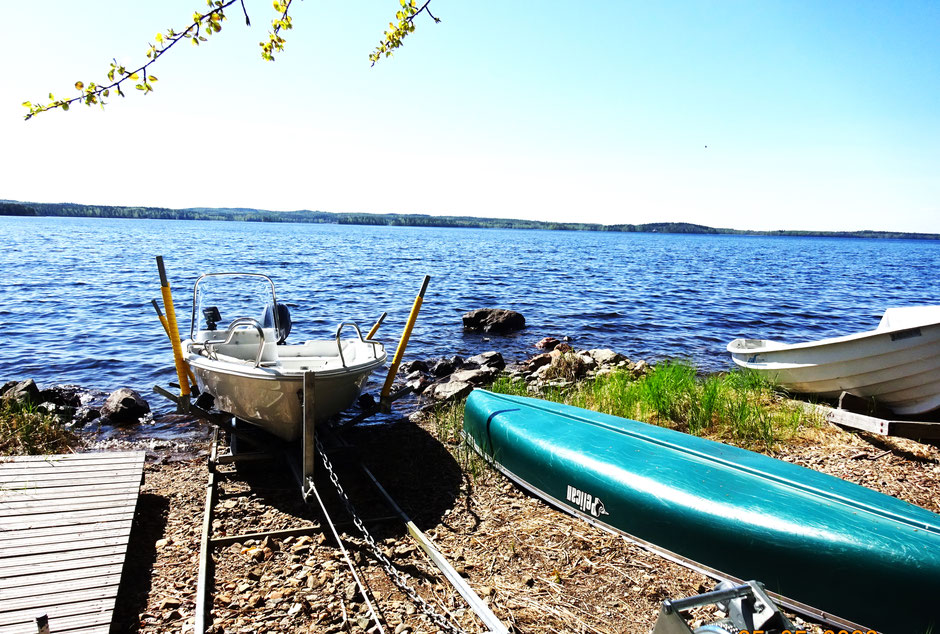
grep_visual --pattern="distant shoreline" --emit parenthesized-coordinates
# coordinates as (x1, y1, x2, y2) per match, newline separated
(2, 199, 938, 241)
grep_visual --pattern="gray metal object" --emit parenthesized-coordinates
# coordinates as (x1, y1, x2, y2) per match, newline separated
(652, 580, 793, 634)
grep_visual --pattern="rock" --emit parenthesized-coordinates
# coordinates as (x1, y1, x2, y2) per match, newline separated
(428, 358, 456, 378)
(588, 348, 626, 366)
(449, 367, 499, 386)
(633, 360, 650, 377)
(464, 351, 506, 371)
(535, 337, 561, 350)
(550, 343, 574, 356)
(523, 353, 552, 371)
(100, 388, 150, 424)
(2, 379, 41, 407)
(73, 406, 100, 427)
(426, 381, 474, 402)
(400, 359, 429, 374)
(38, 385, 84, 408)
(405, 375, 431, 395)
(159, 597, 182, 610)
(462, 308, 526, 334)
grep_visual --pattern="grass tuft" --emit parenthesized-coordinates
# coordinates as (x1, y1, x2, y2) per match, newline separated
(0, 400, 78, 456)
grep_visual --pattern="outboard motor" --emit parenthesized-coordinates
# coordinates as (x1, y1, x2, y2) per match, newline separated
(261, 303, 292, 344)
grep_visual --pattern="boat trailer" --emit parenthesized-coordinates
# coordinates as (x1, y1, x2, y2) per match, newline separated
(156, 375, 510, 634)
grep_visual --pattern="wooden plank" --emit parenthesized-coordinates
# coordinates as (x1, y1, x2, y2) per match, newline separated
(0, 534, 132, 559)
(0, 451, 141, 463)
(807, 402, 940, 439)
(0, 599, 111, 629)
(0, 508, 135, 530)
(0, 562, 124, 590)
(0, 611, 112, 634)
(0, 493, 138, 514)
(0, 459, 133, 474)
(0, 451, 143, 634)
(0, 460, 144, 476)
(889, 421, 940, 440)
(0, 481, 138, 502)
(0, 469, 143, 485)
(0, 587, 118, 618)
(0, 573, 121, 601)
(0, 541, 128, 570)
(0, 526, 131, 551)
(0, 475, 143, 492)
(0, 519, 130, 543)
(0, 553, 126, 579)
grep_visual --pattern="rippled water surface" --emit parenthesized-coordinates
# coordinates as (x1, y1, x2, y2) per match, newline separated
(2, 217, 939, 406)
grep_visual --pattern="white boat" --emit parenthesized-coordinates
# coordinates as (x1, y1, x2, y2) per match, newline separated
(182, 273, 387, 441)
(727, 306, 940, 415)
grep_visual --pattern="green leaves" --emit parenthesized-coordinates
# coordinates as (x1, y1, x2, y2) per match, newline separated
(370, 0, 437, 65)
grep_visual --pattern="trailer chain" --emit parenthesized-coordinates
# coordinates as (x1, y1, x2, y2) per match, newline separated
(316, 439, 467, 634)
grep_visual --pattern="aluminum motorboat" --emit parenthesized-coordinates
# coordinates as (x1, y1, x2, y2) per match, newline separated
(727, 305, 940, 415)
(182, 273, 387, 441)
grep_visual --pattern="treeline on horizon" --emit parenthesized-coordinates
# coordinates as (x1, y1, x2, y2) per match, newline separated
(2, 200, 937, 241)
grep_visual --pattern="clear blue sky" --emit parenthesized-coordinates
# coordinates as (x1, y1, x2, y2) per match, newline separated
(2, 1, 939, 231)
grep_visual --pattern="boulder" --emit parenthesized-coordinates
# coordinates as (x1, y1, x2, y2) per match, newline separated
(429, 358, 457, 378)
(462, 309, 525, 334)
(464, 351, 506, 371)
(535, 337, 561, 351)
(450, 367, 500, 386)
(588, 349, 626, 367)
(522, 353, 552, 372)
(399, 360, 429, 375)
(2, 379, 41, 407)
(39, 385, 84, 408)
(100, 388, 150, 425)
(426, 381, 474, 402)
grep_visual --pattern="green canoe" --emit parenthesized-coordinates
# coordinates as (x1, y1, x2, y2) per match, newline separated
(463, 389, 940, 633)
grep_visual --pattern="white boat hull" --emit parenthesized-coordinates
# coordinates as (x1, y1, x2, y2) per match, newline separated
(185, 336, 386, 441)
(727, 306, 940, 415)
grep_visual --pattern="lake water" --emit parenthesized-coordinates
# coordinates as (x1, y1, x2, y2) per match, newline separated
(2, 216, 939, 409)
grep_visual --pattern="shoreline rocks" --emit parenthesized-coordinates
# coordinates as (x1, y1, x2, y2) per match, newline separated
(1, 380, 151, 428)
(400, 344, 649, 404)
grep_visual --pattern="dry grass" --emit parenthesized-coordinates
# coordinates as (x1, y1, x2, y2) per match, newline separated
(0, 400, 78, 456)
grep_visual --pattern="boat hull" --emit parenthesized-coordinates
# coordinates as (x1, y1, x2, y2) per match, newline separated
(463, 389, 940, 633)
(727, 311, 940, 415)
(187, 355, 384, 441)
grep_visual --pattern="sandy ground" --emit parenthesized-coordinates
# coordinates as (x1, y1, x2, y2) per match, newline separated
(109, 411, 940, 634)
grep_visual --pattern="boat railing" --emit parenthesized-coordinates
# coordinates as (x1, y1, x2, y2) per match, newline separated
(335, 322, 382, 368)
(195, 317, 268, 368)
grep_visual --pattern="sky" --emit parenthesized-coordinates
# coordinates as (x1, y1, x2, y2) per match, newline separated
(2, 1, 939, 232)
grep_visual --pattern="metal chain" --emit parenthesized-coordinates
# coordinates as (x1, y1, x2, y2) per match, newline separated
(315, 438, 467, 634)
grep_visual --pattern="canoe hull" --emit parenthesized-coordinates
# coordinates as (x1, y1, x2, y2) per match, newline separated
(727, 308, 940, 415)
(463, 389, 940, 633)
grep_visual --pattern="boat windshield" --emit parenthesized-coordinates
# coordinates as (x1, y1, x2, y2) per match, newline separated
(190, 273, 280, 339)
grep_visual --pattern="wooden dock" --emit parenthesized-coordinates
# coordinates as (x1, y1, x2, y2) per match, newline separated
(0, 451, 145, 634)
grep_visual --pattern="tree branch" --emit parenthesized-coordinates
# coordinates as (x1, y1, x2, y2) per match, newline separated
(369, 0, 439, 66)
(23, 0, 239, 120)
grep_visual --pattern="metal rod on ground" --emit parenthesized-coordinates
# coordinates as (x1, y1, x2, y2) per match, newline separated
(380, 275, 430, 409)
(307, 480, 385, 633)
(195, 428, 220, 634)
(156, 256, 191, 405)
(360, 464, 510, 634)
(367, 311, 387, 340)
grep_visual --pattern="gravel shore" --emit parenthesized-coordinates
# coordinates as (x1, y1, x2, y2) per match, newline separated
(108, 405, 940, 634)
